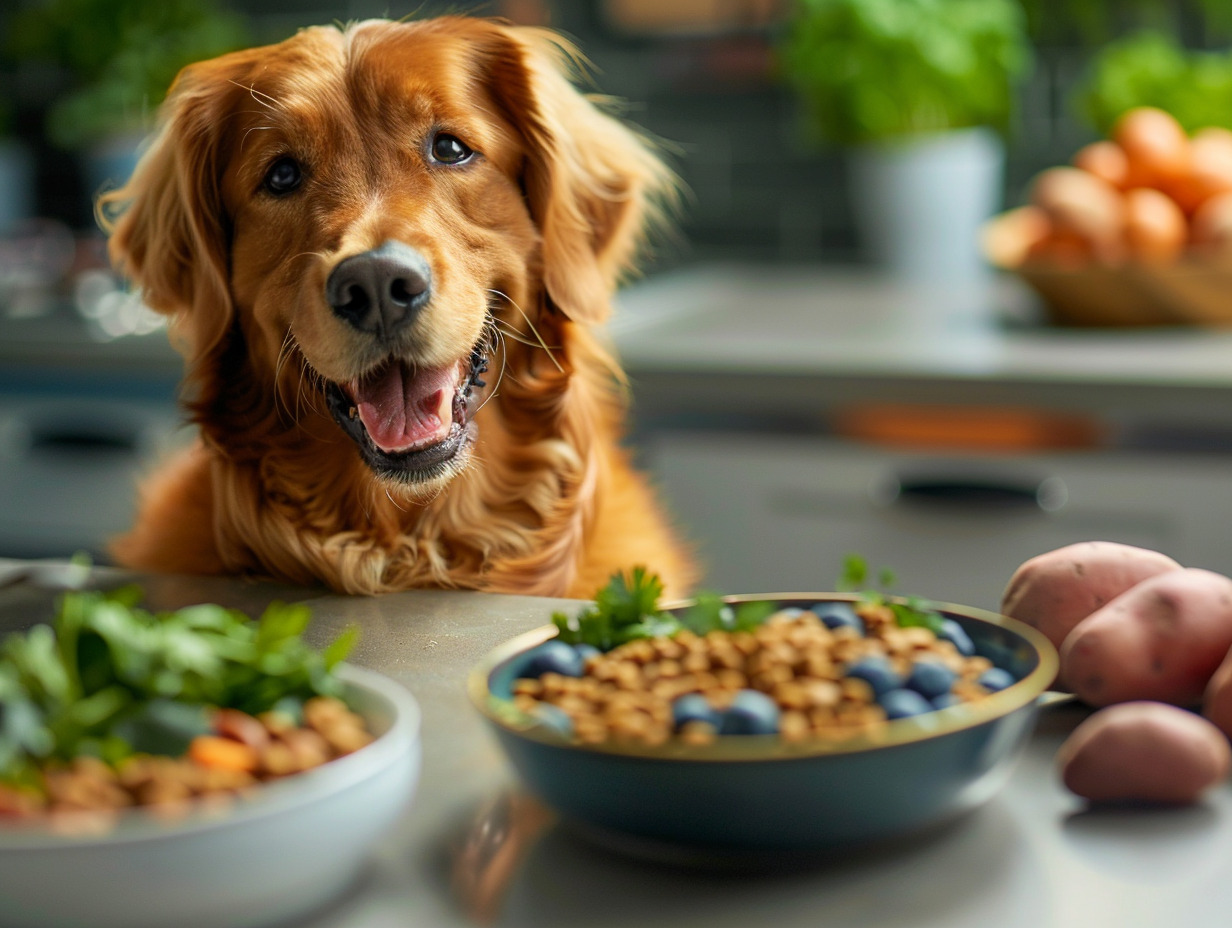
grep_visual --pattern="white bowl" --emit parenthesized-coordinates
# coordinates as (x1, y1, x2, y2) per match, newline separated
(0, 665, 422, 928)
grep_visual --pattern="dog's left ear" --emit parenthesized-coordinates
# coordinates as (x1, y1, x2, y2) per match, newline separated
(485, 24, 677, 324)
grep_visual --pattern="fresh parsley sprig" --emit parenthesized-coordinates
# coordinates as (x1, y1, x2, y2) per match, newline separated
(552, 568, 777, 650)
(838, 553, 946, 635)
(553, 556, 944, 655)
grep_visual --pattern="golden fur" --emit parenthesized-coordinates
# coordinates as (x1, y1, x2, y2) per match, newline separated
(100, 16, 696, 599)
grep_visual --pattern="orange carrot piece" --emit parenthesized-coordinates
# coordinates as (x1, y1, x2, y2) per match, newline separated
(188, 735, 258, 772)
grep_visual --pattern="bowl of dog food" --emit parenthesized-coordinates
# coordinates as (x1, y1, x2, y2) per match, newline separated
(0, 588, 422, 928)
(469, 566, 1058, 859)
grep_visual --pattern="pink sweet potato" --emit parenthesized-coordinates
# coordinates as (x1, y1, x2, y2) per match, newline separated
(1001, 541, 1181, 651)
(1202, 647, 1232, 738)
(1058, 701, 1230, 804)
(1061, 567, 1232, 707)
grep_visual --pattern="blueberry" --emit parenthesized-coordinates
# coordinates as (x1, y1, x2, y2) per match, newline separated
(978, 667, 1016, 692)
(573, 643, 602, 665)
(531, 702, 574, 738)
(879, 688, 933, 720)
(845, 655, 902, 697)
(718, 690, 781, 735)
(519, 640, 584, 679)
(938, 619, 975, 657)
(905, 659, 957, 700)
(932, 693, 962, 710)
(768, 607, 805, 622)
(671, 693, 720, 730)
(811, 602, 864, 634)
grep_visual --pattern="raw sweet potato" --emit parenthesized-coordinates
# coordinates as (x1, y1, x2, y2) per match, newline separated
(1061, 568, 1232, 707)
(1058, 701, 1230, 804)
(1001, 541, 1181, 650)
(1201, 647, 1232, 737)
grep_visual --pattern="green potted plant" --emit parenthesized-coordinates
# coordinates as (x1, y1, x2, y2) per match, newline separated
(775, 0, 1032, 287)
(1073, 29, 1232, 136)
(6, 0, 251, 199)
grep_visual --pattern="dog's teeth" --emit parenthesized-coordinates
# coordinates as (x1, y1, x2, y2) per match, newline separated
(348, 406, 358, 419)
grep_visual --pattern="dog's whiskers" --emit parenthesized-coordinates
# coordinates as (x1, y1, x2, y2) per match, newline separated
(486, 289, 565, 373)
(273, 330, 331, 430)
(294, 362, 312, 424)
(474, 326, 509, 415)
(240, 125, 274, 152)
(273, 330, 300, 424)
(383, 485, 410, 513)
(490, 321, 542, 350)
(230, 80, 284, 113)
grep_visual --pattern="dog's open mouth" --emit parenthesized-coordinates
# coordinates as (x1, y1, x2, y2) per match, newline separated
(325, 345, 489, 483)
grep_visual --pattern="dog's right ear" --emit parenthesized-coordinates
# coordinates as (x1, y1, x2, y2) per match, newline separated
(98, 55, 251, 379)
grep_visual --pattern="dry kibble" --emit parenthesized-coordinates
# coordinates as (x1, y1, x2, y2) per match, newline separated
(280, 729, 332, 770)
(679, 721, 717, 745)
(513, 602, 1010, 747)
(213, 708, 271, 750)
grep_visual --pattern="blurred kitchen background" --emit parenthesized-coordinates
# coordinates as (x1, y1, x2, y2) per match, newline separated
(4, 0, 1232, 609)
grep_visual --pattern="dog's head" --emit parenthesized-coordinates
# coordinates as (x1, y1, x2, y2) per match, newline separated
(101, 17, 672, 493)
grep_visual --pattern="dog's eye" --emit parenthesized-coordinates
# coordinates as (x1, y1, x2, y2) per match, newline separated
(431, 133, 473, 165)
(263, 157, 303, 194)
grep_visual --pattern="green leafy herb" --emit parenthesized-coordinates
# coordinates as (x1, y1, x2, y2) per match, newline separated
(553, 567, 679, 650)
(1074, 29, 1232, 135)
(555, 556, 943, 656)
(837, 553, 868, 591)
(0, 588, 357, 785)
(838, 553, 945, 634)
(553, 568, 780, 650)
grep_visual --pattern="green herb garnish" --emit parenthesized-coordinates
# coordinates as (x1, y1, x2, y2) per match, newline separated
(552, 568, 778, 650)
(553, 567, 676, 650)
(838, 553, 946, 635)
(0, 588, 357, 786)
(554, 556, 945, 654)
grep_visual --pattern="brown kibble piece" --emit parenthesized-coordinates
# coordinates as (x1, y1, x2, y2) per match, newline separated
(214, 708, 271, 750)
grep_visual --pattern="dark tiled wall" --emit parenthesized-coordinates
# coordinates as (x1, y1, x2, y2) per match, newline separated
(0, 0, 1168, 265)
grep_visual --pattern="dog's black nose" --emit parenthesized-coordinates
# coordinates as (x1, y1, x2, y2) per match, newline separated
(327, 241, 432, 337)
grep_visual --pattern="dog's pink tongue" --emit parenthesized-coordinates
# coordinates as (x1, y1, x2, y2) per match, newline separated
(351, 362, 459, 452)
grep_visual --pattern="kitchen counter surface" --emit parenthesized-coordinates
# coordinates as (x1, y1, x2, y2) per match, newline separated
(609, 265, 1232, 434)
(2, 560, 1230, 928)
(612, 264, 1232, 384)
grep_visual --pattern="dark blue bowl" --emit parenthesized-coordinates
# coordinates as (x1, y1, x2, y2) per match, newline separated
(469, 594, 1058, 857)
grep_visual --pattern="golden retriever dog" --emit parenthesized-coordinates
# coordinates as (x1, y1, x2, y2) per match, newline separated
(99, 15, 696, 599)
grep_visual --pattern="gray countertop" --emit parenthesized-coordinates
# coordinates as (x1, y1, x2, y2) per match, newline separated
(2, 560, 1230, 928)
(610, 265, 1232, 433)
(612, 264, 1232, 386)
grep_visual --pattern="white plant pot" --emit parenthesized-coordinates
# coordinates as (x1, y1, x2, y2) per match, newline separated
(848, 127, 1005, 284)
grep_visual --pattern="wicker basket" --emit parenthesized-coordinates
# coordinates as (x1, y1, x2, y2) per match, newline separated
(1014, 261, 1232, 327)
